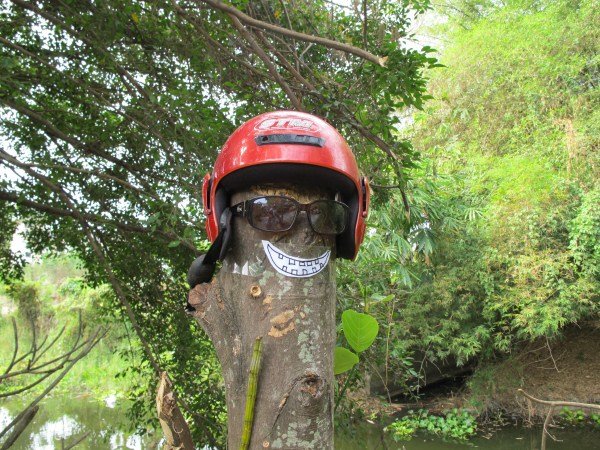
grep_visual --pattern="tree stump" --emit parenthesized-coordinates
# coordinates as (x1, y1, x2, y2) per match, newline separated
(188, 185, 337, 449)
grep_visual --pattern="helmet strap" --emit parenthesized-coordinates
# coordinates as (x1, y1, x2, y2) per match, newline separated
(201, 207, 233, 266)
(186, 208, 233, 312)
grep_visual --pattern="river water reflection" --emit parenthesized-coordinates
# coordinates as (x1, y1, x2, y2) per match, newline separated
(0, 395, 157, 449)
(1, 395, 598, 449)
(336, 421, 600, 449)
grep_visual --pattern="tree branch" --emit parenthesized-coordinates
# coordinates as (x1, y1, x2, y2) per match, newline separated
(170, 2, 279, 85)
(0, 34, 191, 180)
(254, 31, 316, 91)
(198, 0, 386, 66)
(518, 389, 600, 450)
(2, 318, 19, 377)
(0, 328, 105, 441)
(0, 406, 39, 450)
(228, 15, 303, 110)
(0, 187, 196, 252)
(518, 389, 600, 411)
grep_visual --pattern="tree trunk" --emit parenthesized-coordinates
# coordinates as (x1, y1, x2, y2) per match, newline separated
(188, 185, 337, 449)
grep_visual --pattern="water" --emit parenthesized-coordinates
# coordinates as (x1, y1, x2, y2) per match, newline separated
(1, 396, 598, 449)
(336, 421, 600, 449)
(0, 395, 158, 449)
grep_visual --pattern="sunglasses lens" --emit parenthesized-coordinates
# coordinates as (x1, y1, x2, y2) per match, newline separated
(250, 197, 297, 232)
(308, 201, 348, 234)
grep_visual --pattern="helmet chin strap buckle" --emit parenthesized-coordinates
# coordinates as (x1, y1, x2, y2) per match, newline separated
(185, 208, 233, 312)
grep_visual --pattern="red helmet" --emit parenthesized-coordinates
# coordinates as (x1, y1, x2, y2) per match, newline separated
(202, 111, 370, 260)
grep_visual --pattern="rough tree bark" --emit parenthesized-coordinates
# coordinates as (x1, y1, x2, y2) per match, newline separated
(188, 184, 337, 449)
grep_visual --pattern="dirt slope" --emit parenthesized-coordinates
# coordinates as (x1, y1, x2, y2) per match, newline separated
(472, 322, 600, 417)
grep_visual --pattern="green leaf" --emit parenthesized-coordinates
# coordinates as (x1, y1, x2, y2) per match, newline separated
(167, 240, 180, 248)
(370, 293, 394, 304)
(342, 309, 379, 353)
(333, 347, 358, 375)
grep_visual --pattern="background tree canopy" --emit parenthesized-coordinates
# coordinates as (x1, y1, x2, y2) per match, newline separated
(336, 0, 598, 404)
(0, 0, 438, 445)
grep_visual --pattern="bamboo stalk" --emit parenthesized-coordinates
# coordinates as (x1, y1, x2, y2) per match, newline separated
(240, 337, 263, 450)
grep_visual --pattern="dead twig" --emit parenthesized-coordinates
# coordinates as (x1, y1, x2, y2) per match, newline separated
(517, 389, 600, 450)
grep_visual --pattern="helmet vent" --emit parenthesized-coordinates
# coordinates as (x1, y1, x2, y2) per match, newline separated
(255, 134, 325, 147)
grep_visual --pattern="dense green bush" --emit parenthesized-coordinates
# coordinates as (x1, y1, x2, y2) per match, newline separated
(337, 0, 599, 401)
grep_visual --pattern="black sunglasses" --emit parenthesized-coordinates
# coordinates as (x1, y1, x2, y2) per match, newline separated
(231, 196, 349, 235)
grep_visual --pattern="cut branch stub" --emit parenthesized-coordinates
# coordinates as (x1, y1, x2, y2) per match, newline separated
(188, 184, 337, 449)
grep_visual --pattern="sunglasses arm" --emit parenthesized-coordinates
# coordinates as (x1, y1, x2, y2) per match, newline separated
(231, 201, 248, 217)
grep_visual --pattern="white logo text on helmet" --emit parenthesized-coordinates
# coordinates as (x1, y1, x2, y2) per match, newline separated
(256, 117, 318, 132)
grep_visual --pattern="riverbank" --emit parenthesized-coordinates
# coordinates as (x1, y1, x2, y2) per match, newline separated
(468, 322, 600, 418)
(361, 323, 600, 420)
(342, 322, 600, 447)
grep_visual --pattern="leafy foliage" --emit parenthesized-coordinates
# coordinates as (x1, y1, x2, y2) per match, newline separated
(560, 408, 600, 428)
(333, 347, 359, 376)
(0, 204, 23, 281)
(7, 281, 42, 328)
(341, 309, 379, 353)
(338, 0, 599, 401)
(410, 0, 600, 351)
(334, 309, 379, 375)
(386, 409, 477, 441)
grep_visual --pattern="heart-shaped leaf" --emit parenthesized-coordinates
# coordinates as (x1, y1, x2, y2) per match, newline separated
(333, 347, 359, 375)
(342, 309, 379, 353)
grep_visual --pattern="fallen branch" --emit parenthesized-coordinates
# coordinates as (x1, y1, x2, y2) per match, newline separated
(0, 406, 39, 450)
(517, 389, 600, 450)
